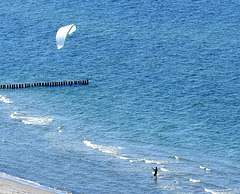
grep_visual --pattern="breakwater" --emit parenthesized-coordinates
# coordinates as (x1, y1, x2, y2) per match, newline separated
(0, 80, 89, 89)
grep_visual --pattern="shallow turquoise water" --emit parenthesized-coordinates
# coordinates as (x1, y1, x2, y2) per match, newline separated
(0, 0, 240, 193)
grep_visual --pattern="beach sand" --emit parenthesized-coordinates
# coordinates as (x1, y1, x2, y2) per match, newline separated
(0, 177, 58, 194)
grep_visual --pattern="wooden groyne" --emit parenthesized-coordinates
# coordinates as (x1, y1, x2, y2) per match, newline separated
(0, 79, 89, 89)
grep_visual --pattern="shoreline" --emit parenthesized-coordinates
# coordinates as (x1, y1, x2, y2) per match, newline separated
(0, 173, 68, 194)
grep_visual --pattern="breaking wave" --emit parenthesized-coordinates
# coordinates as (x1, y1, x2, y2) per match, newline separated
(10, 111, 53, 125)
(189, 178, 202, 183)
(200, 166, 212, 171)
(204, 188, 234, 194)
(0, 95, 14, 104)
(83, 139, 170, 165)
(83, 139, 122, 155)
(129, 158, 169, 165)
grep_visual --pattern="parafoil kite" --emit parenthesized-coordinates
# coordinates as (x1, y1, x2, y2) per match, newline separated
(56, 24, 77, 50)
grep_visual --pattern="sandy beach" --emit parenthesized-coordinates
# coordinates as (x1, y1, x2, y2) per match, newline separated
(0, 177, 59, 194)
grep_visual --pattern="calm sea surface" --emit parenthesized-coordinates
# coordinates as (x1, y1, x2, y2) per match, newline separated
(0, 0, 240, 193)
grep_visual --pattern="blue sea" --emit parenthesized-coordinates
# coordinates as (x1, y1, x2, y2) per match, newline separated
(0, 0, 239, 193)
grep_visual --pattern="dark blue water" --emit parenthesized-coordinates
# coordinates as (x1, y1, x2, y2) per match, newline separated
(0, 0, 240, 193)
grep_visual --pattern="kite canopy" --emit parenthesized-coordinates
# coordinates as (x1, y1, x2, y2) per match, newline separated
(56, 24, 77, 50)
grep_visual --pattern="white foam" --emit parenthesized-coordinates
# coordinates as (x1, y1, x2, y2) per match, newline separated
(116, 156, 130, 160)
(22, 117, 53, 125)
(204, 188, 233, 194)
(204, 188, 216, 194)
(83, 139, 170, 166)
(145, 159, 167, 165)
(129, 158, 148, 163)
(200, 166, 212, 171)
(129, 159, 144, 163)
(0, 95, 14, 104)
(189, 178, 201, 183)
(129, 158, 169, 165)
(83, 140, 122, 155)
(11, 111, 53, 126)
(206, 168, 211, 171)
(160, 167, 170, 172)
(174, 156, 180, 160)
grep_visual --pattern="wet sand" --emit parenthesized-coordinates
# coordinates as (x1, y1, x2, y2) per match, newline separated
(0, 177, 57, 194)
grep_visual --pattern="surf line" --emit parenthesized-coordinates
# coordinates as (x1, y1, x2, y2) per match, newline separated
(0, 80, 89, 89)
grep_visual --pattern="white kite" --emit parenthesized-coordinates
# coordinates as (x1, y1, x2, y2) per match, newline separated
(56, 24, 77, 50)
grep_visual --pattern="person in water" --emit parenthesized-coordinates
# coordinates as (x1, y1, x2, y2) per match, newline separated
(152, 167, 158, 177)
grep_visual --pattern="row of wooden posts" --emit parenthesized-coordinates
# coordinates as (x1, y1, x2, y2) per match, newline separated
(0, 80, 89, 89)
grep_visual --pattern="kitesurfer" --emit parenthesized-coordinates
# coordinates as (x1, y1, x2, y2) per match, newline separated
(152, 167, 158, 178)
